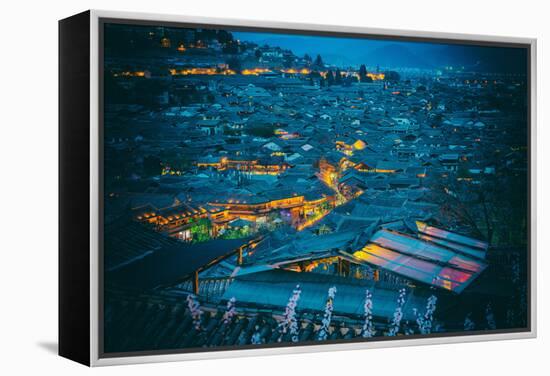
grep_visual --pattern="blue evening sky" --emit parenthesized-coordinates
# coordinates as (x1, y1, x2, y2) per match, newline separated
(231, 30, 526, 72)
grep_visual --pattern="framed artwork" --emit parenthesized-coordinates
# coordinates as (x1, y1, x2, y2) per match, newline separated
(59, 10, 536, 366)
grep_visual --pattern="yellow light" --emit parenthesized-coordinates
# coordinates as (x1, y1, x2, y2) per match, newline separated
(367, 72, 385, 81)
(241, 68, 272, 75)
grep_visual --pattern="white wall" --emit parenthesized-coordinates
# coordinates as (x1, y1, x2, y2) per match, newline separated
(0, 0, 546, 374)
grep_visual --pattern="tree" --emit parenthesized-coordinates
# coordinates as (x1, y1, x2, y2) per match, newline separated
(216, 30, 233, 44)
(190, 218, 212, 242)
(326, 70, 335, 86)
(314, 54, 324, 67)
(222, 40, 239, 54)
(304, 53, 312, 64)
(335, 68, 343, 85)
(226, 57, 242, 72)
(283, 55, 294, 68)
(359, 64, 367, 82)
(384, 71, 401, 82)
(143, 155, 162, 176)
(248, 124, 275, 138)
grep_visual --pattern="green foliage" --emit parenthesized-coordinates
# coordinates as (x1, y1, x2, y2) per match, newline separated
(222, 226, 251, 239)
(247, 124, 276, 138)
(190, 218, 213, 243)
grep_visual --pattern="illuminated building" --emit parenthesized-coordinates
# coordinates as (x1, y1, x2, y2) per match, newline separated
(169, 67, 236, 76)
(335, 138, 367, 156)
(160, 36, 171, 48)
(196, 157, 290, 175)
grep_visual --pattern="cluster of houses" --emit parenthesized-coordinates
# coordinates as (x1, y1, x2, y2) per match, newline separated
(106, 69, 525, 245)
(102, 25, 529, 351)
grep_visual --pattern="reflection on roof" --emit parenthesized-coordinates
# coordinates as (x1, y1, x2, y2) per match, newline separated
(371, 229, 486, 273)
(353, 244, 479, 294)
(353, 224, 488, 294)
(415, 221, 489, 251)
(419, 234, 486, 260)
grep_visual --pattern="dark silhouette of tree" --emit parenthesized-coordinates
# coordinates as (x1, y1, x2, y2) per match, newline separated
(143, 155, 162, 176)
(248, 124, 275, 138)
(216, 30, 233, 44)
(222, 41, 239, 54)
(384, 71, 401, 82)
(326, 69, 334, 86)
(314, 54, 324, 67)
(335, 68, 343, 85)
(309, 70, 321, 79)
(226, 57, 242, 72)
(359, 64, 367, 82)
(283, 55, 294, 68)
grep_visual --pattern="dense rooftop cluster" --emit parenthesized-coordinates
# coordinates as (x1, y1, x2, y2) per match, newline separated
(102, 24, 529, 353)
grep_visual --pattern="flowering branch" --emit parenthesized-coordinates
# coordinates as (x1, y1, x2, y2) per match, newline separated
(414, 295, 437, 334)
(362, 289, 375, 338)
(318, 286, 337, 341)
(223, 297, 237, 325)
(387, 288, 407, 336)
(278, 284, 302, 342)
(186, 294, 202, 331)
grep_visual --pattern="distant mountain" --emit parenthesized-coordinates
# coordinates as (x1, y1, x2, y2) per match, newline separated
(428, 44, 528, 73)
(234, 31, 527, 74)
(320, 53, 356, 67)
(238, 34, 376, 65)
(359, 44, 432, 69)
(360, 43, 527, 73)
